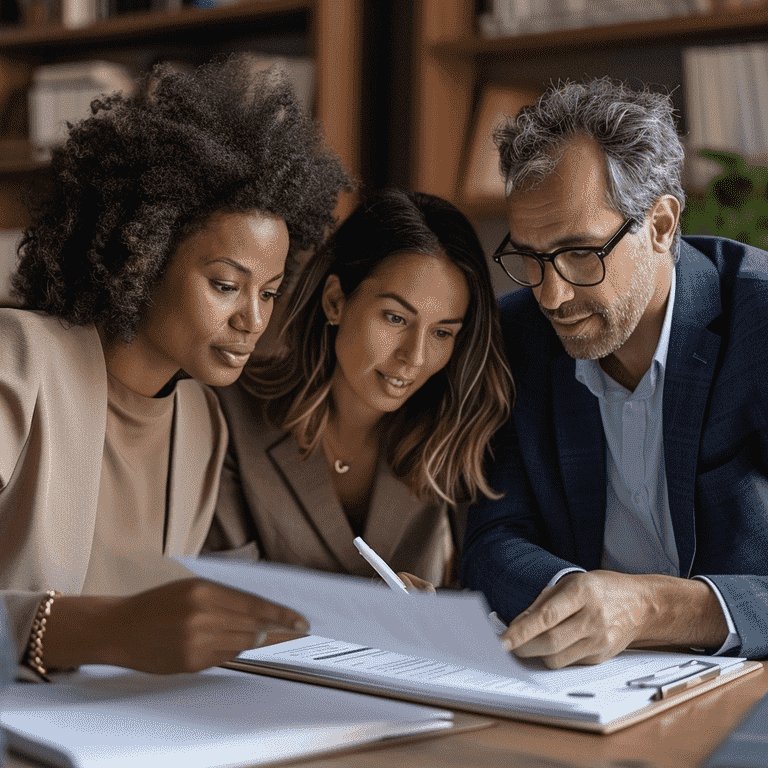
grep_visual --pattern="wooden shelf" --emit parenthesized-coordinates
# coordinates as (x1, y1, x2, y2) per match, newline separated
(0, 156, 48, 174)
(412, 0, 768, 219)
(432, 8, 768, 58)
(0, 0, 309, 51)
(0, 0, 361, 225)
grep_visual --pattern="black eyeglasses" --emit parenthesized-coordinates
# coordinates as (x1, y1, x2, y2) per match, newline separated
(492, 218, 637, 288)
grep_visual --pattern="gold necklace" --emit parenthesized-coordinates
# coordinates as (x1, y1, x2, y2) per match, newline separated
(322, 434, 350, 474)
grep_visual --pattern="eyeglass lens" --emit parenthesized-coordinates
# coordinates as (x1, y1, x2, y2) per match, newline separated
(499, 250, 605, 287)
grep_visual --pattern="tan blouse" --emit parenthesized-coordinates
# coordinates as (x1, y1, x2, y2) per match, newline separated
(82, 373, 177, 595)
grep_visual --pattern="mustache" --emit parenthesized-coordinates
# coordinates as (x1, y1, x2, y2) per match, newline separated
(539, 302, 606, 321)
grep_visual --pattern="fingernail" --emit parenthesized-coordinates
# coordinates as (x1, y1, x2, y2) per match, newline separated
(500, 638, 512, 652)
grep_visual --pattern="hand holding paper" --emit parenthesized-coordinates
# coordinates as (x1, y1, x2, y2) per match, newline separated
(44, 578, 309, 675)
(501, 570, 729, 668)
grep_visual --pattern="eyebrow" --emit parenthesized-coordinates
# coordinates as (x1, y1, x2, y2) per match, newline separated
(212, 258, 250, 275)
(508, 233, 601, 252)
(377, 292, 464, 325)
(211, 259, 284, 284)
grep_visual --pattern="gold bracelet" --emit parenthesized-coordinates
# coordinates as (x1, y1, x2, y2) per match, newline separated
(24, 590, 61, 681)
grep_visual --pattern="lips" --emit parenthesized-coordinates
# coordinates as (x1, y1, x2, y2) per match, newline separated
(377, 371, 414, 391)
(213, 344, 254, 368)
(552, 314, 593, 326)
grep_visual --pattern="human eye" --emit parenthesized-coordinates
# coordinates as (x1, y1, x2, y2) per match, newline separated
(433, 328, 455, 340)
(211, 280, 238, 293)
(561, 249, 594, 260)
(260, 288, 281, 302)
(384, 312, 406, 325)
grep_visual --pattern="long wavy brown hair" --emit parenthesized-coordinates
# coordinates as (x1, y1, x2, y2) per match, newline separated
(243, 189, 513, 508)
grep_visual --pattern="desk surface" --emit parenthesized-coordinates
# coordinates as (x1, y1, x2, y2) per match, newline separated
(7, 664, 765, 768)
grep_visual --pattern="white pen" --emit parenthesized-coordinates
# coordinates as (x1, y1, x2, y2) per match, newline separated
(353, 536, 409, 593)
(353, 536, 508, 639)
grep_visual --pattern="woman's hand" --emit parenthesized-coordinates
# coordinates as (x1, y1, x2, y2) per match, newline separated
(397, 572, 436, 594)
(43, 578, 309, 674)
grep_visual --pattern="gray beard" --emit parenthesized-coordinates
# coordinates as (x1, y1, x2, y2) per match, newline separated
(540, 255, 656, 360)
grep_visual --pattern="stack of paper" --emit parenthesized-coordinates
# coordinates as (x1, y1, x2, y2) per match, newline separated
(1, 665, 453, 768)
(181, 557, 755, 732)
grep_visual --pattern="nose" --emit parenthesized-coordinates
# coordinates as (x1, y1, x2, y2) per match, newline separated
(230, 291, 268, 336)
(396, 326, 427, 368)
(535, 262, 574, 311)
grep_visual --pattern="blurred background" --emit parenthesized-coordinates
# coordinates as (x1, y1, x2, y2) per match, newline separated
(0, 0, 767, 302)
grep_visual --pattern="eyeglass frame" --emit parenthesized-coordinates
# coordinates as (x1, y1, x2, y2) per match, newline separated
(491, 218, 638, 288)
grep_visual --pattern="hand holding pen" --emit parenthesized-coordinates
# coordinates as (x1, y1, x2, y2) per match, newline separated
(353, 537, 435, 594)
(353, 537, 507, 636)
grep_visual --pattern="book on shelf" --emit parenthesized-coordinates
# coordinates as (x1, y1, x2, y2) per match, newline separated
(60, 0, 100, 28)
(683, 41, 768, 189)
(478, 0, 719, 38)
(461, 84, 541, 205)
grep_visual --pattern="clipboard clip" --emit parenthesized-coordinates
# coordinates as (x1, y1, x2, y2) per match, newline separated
(626, 660, 721, 701)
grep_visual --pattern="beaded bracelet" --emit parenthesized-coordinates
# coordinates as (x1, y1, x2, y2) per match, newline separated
(24, 590, 61, 681)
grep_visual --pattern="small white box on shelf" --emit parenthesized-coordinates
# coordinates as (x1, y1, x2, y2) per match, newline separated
(27, 61, 136, 155)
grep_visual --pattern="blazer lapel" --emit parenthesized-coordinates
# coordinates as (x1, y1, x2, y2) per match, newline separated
(165, 381, 225, 557)
(663, 243, 722, 577)
(551, 353, 607, 569)
(267, 434, 361, 572)
(363, 465, 423, 563)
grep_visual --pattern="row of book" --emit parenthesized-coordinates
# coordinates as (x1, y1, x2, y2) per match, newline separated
(478, 0, 766, 38)
(7, 0, 246, 30)
(27, 56, 314, 154)
(684, 42, 768, 188)
(458, 42, 768, 205)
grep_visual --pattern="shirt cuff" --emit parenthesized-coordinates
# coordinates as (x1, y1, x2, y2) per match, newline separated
(691, 576, 741, 655)
(547, 567, 586, 588)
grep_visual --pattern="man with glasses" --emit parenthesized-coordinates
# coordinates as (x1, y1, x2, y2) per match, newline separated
(460, 77, 768, 666)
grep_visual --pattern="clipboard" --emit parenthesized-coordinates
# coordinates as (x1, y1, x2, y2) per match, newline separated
(222, 658, 763, 735)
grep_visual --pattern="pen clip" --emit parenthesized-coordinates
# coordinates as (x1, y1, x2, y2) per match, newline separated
(626, 660, 720, 700)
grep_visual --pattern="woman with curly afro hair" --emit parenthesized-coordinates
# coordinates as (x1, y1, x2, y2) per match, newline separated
(0, 54, 351, 678)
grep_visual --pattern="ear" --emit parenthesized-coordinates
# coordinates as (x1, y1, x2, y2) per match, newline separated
(321, 274, 346, 324)
(648, 194, 680, 255)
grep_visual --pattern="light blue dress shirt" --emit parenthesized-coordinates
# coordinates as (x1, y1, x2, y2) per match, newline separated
(549, 271, 738, 654)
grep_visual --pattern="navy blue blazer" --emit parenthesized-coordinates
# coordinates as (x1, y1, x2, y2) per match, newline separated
(460, 236, 768, 658)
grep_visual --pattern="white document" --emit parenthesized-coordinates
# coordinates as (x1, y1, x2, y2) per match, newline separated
(237, 635, 746, 726)
(181, 557, 749, 728)
(1, 665, 453, 768)
(180, 557, 527, 680)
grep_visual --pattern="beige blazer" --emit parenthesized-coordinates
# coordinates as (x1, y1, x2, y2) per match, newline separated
(0, 309, 227, 659)
(207, 381, 464, 586)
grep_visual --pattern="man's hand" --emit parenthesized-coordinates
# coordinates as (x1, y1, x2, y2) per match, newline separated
(500, 570, 729, 668)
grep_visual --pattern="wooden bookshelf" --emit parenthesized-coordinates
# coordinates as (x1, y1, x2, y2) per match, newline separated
(432, 7, 768, 58)
(0, 0, 307, 49)
(0, 0, 361, 226)
(412, 0, 768, 222)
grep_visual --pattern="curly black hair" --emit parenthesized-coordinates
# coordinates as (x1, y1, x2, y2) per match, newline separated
(11, 54, 353, 341)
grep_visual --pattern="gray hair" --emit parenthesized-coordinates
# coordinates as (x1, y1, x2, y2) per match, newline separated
(494, 77, 686, 259)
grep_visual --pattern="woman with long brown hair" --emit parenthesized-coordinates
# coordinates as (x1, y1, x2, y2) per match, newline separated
(208, 189, 512, 587)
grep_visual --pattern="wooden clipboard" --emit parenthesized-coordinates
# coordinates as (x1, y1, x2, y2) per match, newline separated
(222, 658, 763, 735)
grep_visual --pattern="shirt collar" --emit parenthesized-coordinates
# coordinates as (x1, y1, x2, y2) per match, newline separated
(575, 267, 677, 399)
